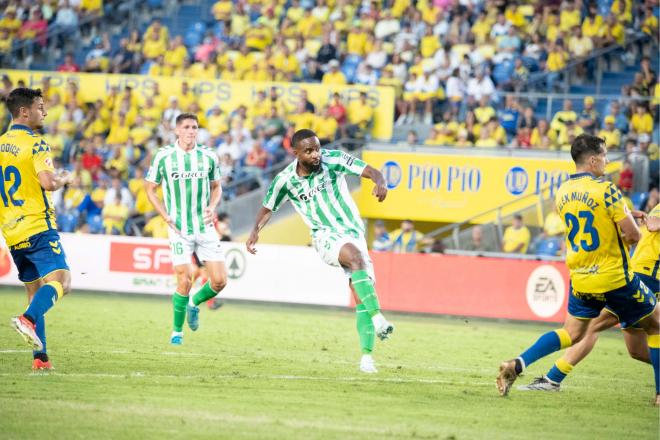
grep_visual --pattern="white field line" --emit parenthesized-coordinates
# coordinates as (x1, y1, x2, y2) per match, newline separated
(0, 350, 647, 384)
(0, 370, 494, 386)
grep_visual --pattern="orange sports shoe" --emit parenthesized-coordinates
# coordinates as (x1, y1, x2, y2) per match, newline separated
(32, 358, 53, 370)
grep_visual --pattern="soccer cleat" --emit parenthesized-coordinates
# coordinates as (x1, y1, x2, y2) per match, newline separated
(170, 332, 183, 345)
(32, 359, 53, 371)
(186, 304, 199, 331)
(10, 315, 43, 351)
(359, 354, 378, 374)
(372, 313, 394, 341)
(496, 360, 519, 396)
(517, 376, 560, 392)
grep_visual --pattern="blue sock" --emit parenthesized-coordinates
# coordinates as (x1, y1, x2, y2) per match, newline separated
(32, 315, 46, 357)
(24, 282, 62, 323)
(649, 335, 659, 394)
(546, 358, 573, 384)
(519, 329, 572, 370)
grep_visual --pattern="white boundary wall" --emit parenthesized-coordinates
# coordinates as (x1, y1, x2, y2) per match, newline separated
(0, 233, 351, 307)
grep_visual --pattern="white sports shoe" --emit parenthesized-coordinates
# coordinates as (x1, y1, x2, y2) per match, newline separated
(360, 354, 378, 374)
(372, 313, 395, 340)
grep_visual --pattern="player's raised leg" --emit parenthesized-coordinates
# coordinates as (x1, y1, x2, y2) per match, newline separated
(188, 260, 227, 331)
(187, 228, 228, 331)
(338, 243, 393, 340)
(171, 263, 194, 345)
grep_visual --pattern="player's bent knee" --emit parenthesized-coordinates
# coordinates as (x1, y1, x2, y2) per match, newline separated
(177, 279, 193, 295)
(210, 276, 227, 293)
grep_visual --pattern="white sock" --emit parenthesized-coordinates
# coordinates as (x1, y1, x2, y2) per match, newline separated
(371, 312, 386, 329)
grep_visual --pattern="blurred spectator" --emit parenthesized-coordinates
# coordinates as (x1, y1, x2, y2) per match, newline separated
(102, 192, 129, 235)
(502, 214, 530, 254)
(57, 53, 80, 72)
(390, 219, 423, 253)
(598, 115, 621, 150)
(371, 220, 391, 251)
(618, 160, 634, 193)
(464, 225, 496, 252)
(346, 92, 373, 139)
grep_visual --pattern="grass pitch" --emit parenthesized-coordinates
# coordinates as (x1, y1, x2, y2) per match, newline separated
(0, 288, 658, 439)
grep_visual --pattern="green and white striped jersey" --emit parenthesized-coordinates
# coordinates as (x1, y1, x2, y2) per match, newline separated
(145, 142, 220, 235)
(263, 149, 367, 237)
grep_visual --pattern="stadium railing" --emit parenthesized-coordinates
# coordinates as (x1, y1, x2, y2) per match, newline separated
(525, 33, 650, 95)
(420, 160, 624, 259)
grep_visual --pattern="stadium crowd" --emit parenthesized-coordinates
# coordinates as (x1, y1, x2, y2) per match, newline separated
(0, 0, 657, 245)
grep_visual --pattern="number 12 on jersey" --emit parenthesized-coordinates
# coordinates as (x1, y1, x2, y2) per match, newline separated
(0, 165, 24, 207)
(565, 210, 600, 252)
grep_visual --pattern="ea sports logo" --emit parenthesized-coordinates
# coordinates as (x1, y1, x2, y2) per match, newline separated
(505, 166, 528, 195)
(381, 161, 402, 189)
(526, 265, 565, 318)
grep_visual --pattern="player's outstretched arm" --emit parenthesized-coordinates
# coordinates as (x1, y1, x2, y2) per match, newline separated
(246, 206, 272, 255)
(38, 170, 74, 192)
(361, 165, 387, 202)
(145, 180, 179, 233)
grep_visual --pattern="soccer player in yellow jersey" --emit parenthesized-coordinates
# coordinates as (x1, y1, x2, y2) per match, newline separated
(519, 204, 660, 399)
(1, 88, 74, 370)
(497, 134, 660, 405)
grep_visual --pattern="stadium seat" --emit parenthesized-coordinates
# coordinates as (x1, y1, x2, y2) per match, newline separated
(630, 192, 648, 210)
(87, 215, 104, 234)
(57, 213, 78, 233)
(492, 60, 514, 86)
(535, 238, 562, 257)
(184, 30, 203, 49)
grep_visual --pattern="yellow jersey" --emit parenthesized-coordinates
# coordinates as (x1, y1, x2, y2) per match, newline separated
(0, 124, 57, 246)
(555, 173, 631, 293)
(632, 204, 659, 280)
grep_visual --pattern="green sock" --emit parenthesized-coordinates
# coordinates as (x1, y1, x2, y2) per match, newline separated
(356, 303, 375, 354)
(192, 282, 218, 306)
(350, 270, 380, 317)
(172, 293, 188, 332)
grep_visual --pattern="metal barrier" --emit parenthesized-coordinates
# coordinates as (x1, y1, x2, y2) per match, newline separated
(422, 166, 623, 258)
(524, 33, 650, 95)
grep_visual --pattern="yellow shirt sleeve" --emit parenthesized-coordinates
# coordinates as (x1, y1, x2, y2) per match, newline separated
(32, 139, 55, 175)
(605, 182, 628, 223)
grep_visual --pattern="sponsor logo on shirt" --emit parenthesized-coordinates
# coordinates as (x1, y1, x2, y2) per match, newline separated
(298, 179, 330, 202)
(170, 171, 206, 180)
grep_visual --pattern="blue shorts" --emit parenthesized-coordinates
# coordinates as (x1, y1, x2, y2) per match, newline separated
(9, 230, 70, 283)
(636, 273, 659, 297)
(568, 275, 657, 329)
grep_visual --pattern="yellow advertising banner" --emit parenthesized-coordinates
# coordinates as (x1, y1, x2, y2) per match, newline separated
(1, 69, 394, 140)
(357, 151, 622, 223)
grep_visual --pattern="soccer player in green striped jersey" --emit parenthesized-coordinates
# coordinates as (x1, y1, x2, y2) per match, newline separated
(145, 113, 228, 345)
(246, 129, 394, 373)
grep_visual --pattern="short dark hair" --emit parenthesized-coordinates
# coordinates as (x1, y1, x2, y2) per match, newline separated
(6, 88, 43, 117)
(175, 112, 198, 125)
(291, 129, 317, 148)
(570, 134, 605, 164)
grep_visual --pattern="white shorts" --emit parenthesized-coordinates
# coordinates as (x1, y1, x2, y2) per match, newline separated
(312, 232, 375, 281)
(168, 228, 225, 267)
